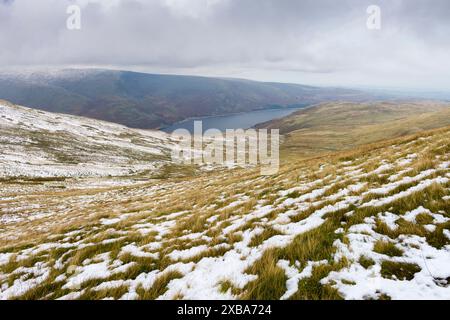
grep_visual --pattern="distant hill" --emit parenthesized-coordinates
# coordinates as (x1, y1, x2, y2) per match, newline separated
(0, 69, 375, 129)
(256, 101, 450, 158)
(0, 99, 180, 179)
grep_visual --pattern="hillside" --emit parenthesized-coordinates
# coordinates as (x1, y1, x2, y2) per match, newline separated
(0, 100, 186, 180)
(1, 125, 449, 300)
(0, 69, 374, 129)
(257, 101, 450, 158)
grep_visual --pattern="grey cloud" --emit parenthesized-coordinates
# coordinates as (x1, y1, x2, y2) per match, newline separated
(0, 0, 449, 90)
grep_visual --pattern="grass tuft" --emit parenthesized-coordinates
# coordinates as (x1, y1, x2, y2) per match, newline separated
(373, 241, 403, 257)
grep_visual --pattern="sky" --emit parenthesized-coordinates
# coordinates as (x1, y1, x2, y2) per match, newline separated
(0, 0, 449, 91)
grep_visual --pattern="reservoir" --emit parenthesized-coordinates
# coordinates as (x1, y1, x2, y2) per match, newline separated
(161, 107, 306, 133)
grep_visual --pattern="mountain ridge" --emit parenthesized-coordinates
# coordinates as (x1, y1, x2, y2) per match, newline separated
(0, 68, 377, 129)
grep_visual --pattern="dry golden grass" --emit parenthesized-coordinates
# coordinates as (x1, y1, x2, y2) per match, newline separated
(260, 101, 450, 159)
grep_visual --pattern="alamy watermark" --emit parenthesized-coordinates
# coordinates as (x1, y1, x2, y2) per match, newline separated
(367, 5, 381, 30)
(170, 121, 279, 176)
(66, 5, 81, 30)
(65, 4, 381, 31)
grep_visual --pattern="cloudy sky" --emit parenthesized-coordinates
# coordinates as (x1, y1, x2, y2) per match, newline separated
(1, 0, 449, 90)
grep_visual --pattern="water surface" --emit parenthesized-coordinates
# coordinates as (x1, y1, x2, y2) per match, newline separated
(162, 107, 306, 133)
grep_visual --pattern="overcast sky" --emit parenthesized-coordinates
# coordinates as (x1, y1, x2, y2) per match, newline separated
(1, 0, 449, 90)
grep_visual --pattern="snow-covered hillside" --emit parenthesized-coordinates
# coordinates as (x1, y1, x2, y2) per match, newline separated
(0, 100, 180, 178)
(0, 125, 448, 300)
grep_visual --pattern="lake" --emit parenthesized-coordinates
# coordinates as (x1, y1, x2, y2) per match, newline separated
(161, 107, 306, 133)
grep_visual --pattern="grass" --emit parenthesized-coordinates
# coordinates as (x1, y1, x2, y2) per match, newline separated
(242, 207, 348, 300)
(426, 221, 450, 249)
(415, 213, 434, 225)
(219, 280, 242, 296)
(358, 256, 375, 269)
(248, 227, 283, 247)
(16, 276, 67, 300)
(137, 271, 183, 300)
(373, 241, 403, 257)
(242, 251, 287, 300)
(290, 264, 343, 300)
(82, 285, 130, 300)
(260, 101, 450, 159)
(374, 219, 426, 239)
(278, 215, 343, 264)
(380, 261, 421, 280)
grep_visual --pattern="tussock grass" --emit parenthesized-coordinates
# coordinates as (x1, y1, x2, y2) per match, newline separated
(415, 213, 434, 225)
(290, 263, 343, 300)
(358, 256, 375, 269)
(375, 219, 427, 239)
(426, 221, 450, 249)
(242, 250, 287, 300)
(137, 271, 183, 300)
(219, 280, 242, 296)
(380, 261, 421, 280)
(248, 228, 283, 248)
(373, 241, 403, 257)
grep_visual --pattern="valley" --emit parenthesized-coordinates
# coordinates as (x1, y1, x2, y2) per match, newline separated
(0, 69, 377, 129)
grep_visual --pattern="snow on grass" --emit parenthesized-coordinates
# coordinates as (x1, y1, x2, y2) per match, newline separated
(63, 260, 136, 290)
(222, 204, 273, 235)
(121, 262, 195, 300)
(154, 210, 190, 221)
(0, 253, 13, 266)
(220, 196, 250, 211)
(1, 124, 449, 300)
(278, 176, 330, 198)
(168, 245, 209, 261)
(395, 153, 417, 166)
(362, 177, 449, 208)
(57, 291, 85, 300)
(388, 168, 414, 182)
(439, 161, 450, 169)
(132, 219, 176, 238)
(277, 259, 327, 300)
(367, 169, 436, 195)
(377, 212, 399, 230)
(323, 236, 450, 299)
(274, 197, 359, 237)
(0, 101, 183, 178)
(100, 218, 122, 225)
(423, 224, 437, 232)
(443, 230, 450, 241)
(0, 262, 51, 299)
(372, 163, 393, 174)
(402, 206, 449, 224)
(120, 243, 159, 259)
(282, 185, 331, 206)
(347, 182, 367, 193)
(178, 232, 212, 242)
(322, 210, 450, 300)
